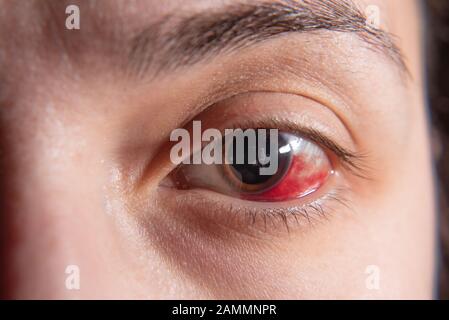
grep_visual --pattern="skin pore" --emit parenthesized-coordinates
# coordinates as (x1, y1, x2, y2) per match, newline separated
(0, 0, 435, 299)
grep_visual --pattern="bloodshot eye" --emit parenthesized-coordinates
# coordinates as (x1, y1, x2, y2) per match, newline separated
(166, 130, 334, 203)
(222, 132, 333, 202)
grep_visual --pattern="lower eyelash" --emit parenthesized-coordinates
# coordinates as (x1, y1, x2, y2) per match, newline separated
(231, 187, 353, 233)
(160, 185, 353, 234)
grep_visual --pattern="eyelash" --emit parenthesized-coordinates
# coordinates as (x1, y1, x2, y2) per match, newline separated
(237, 188, 352, 232)
(161, 116, 366, 232)
(223, 117, 368, 178)
(160, 184, 352, 233)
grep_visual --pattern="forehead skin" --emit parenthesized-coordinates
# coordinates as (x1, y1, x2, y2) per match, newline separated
(0, 0, 421, 82)
(0, 0, 433, 299)
(0, 0, 422, 150)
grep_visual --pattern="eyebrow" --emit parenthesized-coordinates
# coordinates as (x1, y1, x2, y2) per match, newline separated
(128, 0, 407, 78)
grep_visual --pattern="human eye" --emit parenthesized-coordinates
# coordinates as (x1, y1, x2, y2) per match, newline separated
(166, 130, 333, 202)
(157, 92, 366, 234)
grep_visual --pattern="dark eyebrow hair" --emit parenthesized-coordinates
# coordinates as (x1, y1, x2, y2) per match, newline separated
(128, 0, 407, 77)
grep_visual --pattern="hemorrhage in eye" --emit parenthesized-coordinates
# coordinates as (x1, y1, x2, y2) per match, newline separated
(222, 132, 332, 202)
(167, 131, 333, 203)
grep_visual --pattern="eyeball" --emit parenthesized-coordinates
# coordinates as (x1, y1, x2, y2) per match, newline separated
(166, 131, 333, 203)
(222, 132, 332, 201)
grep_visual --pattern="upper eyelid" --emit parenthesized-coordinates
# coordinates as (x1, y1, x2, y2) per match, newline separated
(143, 44, 374, 145)
(136, 90, 367, 189)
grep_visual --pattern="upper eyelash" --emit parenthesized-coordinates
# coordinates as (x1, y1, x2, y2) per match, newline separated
(284, 124, 370, 179)
(214, 117, 370, 179)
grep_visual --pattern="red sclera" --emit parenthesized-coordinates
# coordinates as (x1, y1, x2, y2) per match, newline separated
(240, 154, 331, 202)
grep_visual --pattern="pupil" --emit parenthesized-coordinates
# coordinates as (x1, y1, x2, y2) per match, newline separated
(231, 162, 272, 185)
(228, 132, 291, 191)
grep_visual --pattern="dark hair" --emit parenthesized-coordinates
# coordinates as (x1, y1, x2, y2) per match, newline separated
(426, 0, 449, 300)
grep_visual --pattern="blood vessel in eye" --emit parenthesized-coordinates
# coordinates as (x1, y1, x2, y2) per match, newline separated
(241, 152, 331, 202)
(169, 132, 332, 202)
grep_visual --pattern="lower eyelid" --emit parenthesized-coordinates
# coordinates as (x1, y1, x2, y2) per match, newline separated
(157, 172, 352, 235)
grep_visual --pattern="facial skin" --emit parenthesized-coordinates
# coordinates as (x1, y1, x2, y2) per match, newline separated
(0, 0, 435, 299)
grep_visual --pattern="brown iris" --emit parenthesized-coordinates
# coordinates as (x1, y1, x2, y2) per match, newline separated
(222, 132, 292, 194)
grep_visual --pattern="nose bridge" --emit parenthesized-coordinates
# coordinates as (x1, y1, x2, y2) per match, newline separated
(0, 99, 83, 197)
(0, 105, 104, 299)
